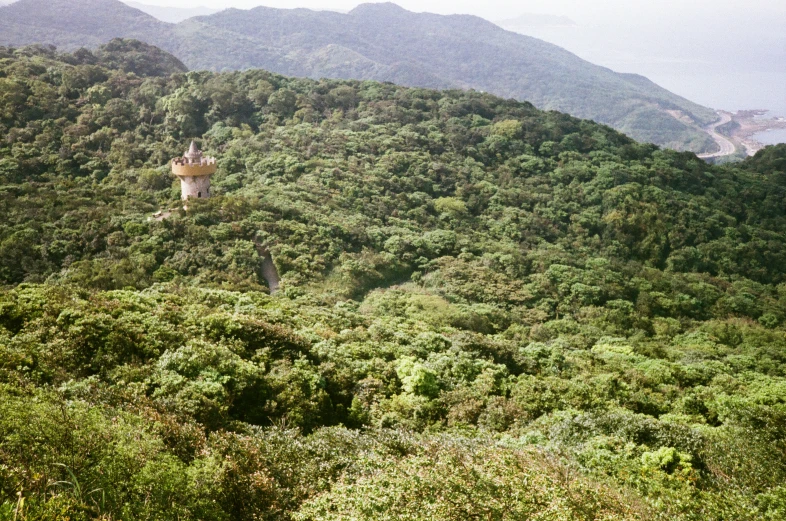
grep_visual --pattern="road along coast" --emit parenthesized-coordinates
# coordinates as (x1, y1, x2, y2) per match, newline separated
(698, 112, 735, 159)
(698, 110, 786, 159)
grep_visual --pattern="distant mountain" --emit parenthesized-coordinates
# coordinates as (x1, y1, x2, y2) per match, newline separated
(0, 0, 718, 152)
(0, 0, 167, 49)
(123, 1, 220, 23)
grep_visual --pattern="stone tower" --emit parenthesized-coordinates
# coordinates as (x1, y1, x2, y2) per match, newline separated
(171, 141, 217, 201)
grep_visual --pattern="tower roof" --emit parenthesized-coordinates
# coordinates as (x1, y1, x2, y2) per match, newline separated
(172, 140, 217, 176)
(185, 140, 202, 161)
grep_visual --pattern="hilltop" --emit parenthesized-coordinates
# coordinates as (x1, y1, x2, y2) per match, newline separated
(1, 42, 786, 519)
(0, 0, 719, 153)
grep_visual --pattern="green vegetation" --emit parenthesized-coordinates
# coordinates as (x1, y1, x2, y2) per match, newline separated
(0, 0, 718, 153)
(2, 41, 786, 520)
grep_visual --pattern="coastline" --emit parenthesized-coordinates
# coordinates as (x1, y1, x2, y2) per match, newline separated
(725, 110, 786, 156)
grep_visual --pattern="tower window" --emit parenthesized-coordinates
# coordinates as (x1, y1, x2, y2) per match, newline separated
(198, 191, 202, 198)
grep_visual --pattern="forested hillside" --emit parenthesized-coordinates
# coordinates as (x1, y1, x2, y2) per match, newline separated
(2, 41, 786, 520)
(0, 0, 719, 153)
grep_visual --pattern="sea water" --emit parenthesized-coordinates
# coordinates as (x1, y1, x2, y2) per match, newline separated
(753, 128, 786, 146)
(750, 102, 786, 145)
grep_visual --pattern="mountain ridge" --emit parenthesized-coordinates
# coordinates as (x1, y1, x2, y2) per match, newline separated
(0, 0, 718, 153)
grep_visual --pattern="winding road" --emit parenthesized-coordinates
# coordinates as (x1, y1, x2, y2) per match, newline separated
(698, 111, 736, 159)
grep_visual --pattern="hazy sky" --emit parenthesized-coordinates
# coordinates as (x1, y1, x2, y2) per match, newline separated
(128, 0, 785, 113)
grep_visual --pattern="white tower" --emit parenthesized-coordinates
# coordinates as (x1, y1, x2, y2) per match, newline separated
(171, 141, 217, 201)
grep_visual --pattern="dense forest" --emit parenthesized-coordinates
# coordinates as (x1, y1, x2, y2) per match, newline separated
(2, 40, 786, 520)
(0, 0, 718, 153)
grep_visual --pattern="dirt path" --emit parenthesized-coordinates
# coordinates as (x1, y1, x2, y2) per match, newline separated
(253, 239, 281, 294)
(698, 111, 736, 159)
(260, 255, 280, 294)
